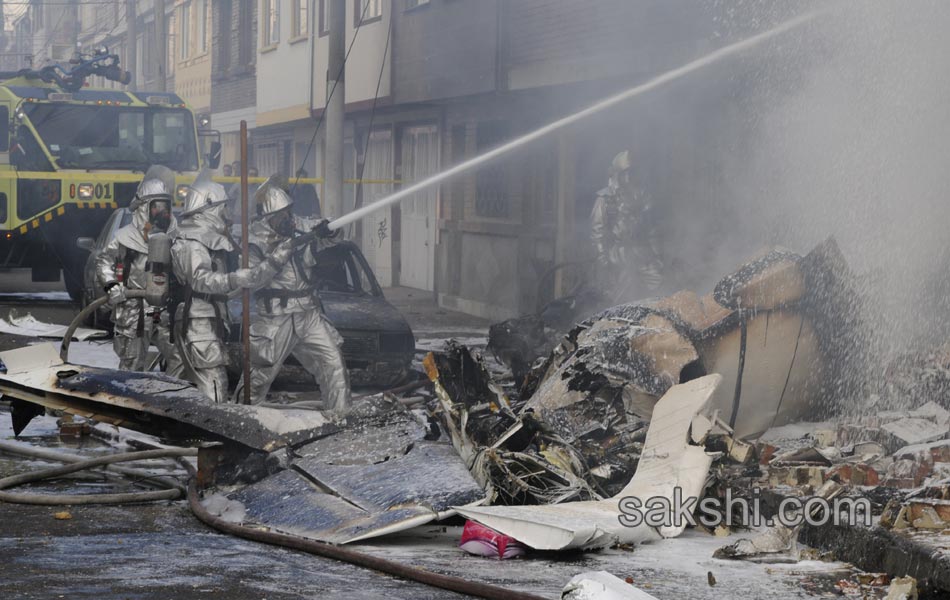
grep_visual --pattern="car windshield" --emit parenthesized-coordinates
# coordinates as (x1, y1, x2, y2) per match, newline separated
(313, 245, 378, 296)
(23, 104, 199, 172)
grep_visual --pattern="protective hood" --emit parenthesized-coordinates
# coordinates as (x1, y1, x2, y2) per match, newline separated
(114, 211, 179, 255)
(181, 168, 230, 218)
(129, 165, 176, 212)
(608, 150, 632, 176)
(178, 201, 234, 252)
(254, 174, 294, 218)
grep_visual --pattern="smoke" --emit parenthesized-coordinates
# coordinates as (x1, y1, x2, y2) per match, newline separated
(721, 2, 950, 353)
(628, 1, 949, 359)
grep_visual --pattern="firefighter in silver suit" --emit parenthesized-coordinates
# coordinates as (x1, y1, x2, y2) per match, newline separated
(590, 150, 664, 301)
(171, 170, 294, 403)
(233, 175, 351, 415)
(96, 166, 182, 373)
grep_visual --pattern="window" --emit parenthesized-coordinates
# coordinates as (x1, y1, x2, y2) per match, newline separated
(292, 0, 308, 37)
(137, 32, 147, 81)
(255, 142, 280, 176)
(23, 104, 199, 172)
(141, 27, 158, 82)
(196, 0, 208, 54)
(12, 125, 52, 173)
(405, 0, 429, 9)
(166, 12, 177, 76)
(354, 0, 383, 26)
(262, 0, 280, 47)
(180, 0, 208, 60)
(179, 1, 191, 60)
(217, 0, 232, 72)
(239, 0, 254, 65)
(475, 121, 509, 218)
(318, 0, 330, 36)
(0, 106, 9, 152)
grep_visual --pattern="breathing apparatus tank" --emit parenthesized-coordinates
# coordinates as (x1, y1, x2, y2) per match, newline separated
(145, 232, 172, 308)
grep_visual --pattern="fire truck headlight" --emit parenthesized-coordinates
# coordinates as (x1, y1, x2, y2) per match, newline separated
(78, 183, 94, 199)
(176, 185, 189, 202)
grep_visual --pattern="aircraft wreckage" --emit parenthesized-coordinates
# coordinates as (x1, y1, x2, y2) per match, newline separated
(0, 238, 867, 553)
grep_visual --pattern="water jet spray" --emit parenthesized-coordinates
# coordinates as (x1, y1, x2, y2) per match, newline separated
(327, 9, 826, 231)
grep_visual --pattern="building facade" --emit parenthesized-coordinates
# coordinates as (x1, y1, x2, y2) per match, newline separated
(253, 0, 317, 183)
(9, 0, 766, 320)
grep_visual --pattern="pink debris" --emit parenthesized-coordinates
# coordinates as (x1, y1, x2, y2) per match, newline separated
(459, 520, 528, 559)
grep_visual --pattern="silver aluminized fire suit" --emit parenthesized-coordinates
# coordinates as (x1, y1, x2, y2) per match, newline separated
(171, 173, 293, 403)
(96, 169, 182, 373)
(233, 182, 350, 414)
(590, 151, 663, 301)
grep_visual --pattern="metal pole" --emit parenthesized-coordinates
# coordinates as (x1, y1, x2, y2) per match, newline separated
(325, 0, 346, 218)
(125, 0, 137, 91)
(154, 0, 167, 91)
(240, 120, 251, 406)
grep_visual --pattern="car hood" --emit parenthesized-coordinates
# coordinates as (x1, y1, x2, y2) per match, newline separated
(322, 292, 413, 334)
(228, 292, 412, 335)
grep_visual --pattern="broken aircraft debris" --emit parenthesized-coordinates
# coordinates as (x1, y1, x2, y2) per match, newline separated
(455, 375, 722, 551)
(5, 237, 949, 596)
(0, 343, 487, 544)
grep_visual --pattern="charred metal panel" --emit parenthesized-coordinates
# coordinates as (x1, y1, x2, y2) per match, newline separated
(0, 345, 337, 452)
(221, 406, 486, 544)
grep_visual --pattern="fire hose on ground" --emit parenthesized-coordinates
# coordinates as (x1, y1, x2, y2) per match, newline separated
(181, 460, 547, 600)
(0, 436, 547, 599)
(0, 444, 195, 505)
(60, 292, 147, 363)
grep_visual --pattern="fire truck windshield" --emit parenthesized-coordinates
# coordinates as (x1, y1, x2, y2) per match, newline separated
(22, 104, 199, 172)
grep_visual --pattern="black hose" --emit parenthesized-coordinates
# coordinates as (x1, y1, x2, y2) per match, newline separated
(60, 291, 147, 362)
(185, 474, 549, 600)
(0, 448, 195, 506)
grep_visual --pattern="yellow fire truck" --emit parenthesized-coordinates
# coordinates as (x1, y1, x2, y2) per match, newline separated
(0, 50, 218, 300)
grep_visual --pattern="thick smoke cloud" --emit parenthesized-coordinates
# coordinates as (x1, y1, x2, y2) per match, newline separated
(722, 1, 950, 351)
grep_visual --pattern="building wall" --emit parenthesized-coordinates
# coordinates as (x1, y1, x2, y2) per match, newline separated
(28, 0, 77, 66)
(502, 0, 711, 91)
(76, 1, 174, 93)
(310, 0, 392, 111)
(256, 0, 311, 125)
(253, 0, 317, 180)
(434, 93, 559, 319)
(391, 0, 498, 104)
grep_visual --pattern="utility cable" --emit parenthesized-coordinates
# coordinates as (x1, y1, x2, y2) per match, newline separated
(290, 0, 372, 196)
(349, 5, 393, 238)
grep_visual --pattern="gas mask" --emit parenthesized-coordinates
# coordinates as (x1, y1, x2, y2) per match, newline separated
(269, 209, 296, 239)
(148, 197, 172, 233)
(617, 170, 633, 192)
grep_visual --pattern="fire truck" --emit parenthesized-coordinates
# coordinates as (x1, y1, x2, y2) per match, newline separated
(0, 49, 219, 300)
